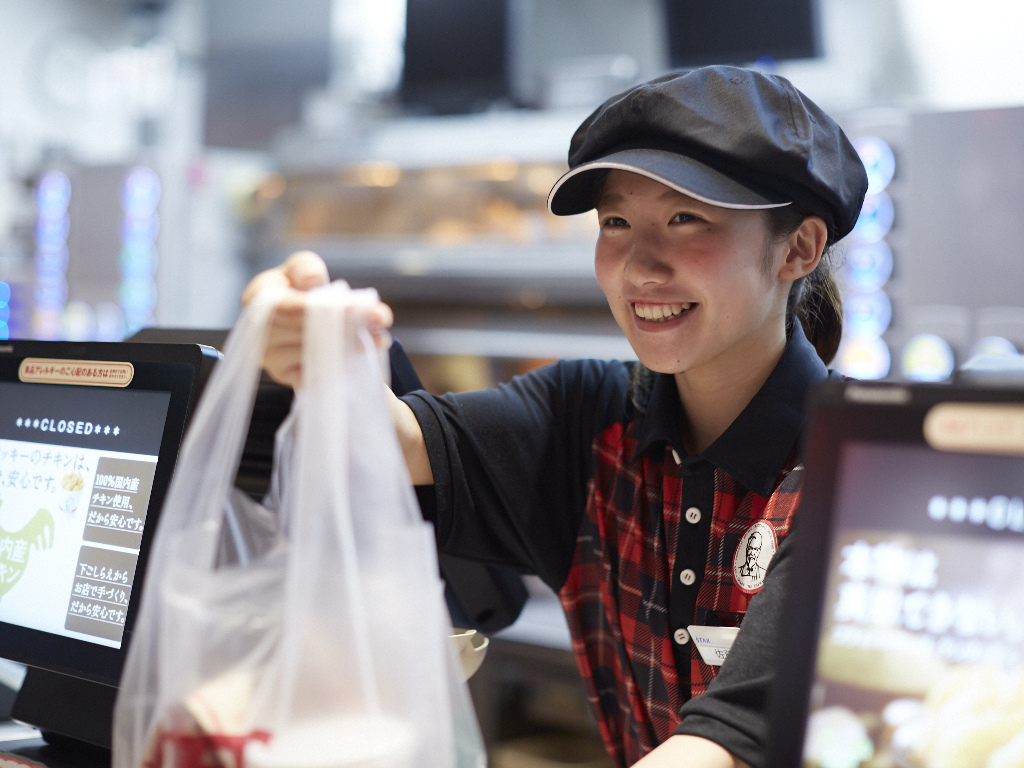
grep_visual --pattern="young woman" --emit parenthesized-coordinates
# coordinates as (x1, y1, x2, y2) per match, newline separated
(243, 66, 868, 768)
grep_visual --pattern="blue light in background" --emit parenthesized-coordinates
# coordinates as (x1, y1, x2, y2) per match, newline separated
(119, 278, 157, 315)
(854, 136, 896, 195)
(120, 166, 160, 335)
(852, 192, 895, 243)
(121, 246, 159, 280)
(842, 242, 894, 292)
(34, 249, 69, 281)
(840, 133, 898, 380)
(121, 166, 161, 214)
(35, 213, 70, 246)
(35, 279, 68, 308)
(0, 282, 9, 339)
(33, 170, 72, 339)
(36, 171, 71, 214)
(844, 290, 892, 338)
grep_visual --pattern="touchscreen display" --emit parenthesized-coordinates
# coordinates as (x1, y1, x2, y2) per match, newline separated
(0, 381, 170, 650)
(803, 442, 1024, 768)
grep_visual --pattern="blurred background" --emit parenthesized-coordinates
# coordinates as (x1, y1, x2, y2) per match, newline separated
(1, 0, 1023, 390)
(1, 0, 1023, 761)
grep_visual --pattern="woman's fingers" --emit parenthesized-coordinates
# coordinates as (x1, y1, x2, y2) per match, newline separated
(241, 250, 393, 385)
(281, 250, 330, 291)
(364, 302, 395, 350)
(241, 250, 329, 307)
(241, 266, 289, 307)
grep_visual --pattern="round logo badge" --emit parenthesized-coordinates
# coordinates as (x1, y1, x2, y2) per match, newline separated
(732, 521, 778, 593)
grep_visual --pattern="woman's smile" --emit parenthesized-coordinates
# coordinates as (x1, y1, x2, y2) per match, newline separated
(633, 302, 695, 322)
(631, 302, 697, 331)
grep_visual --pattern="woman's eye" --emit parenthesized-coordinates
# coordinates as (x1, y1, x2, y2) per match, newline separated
(671, 212, 698, 224)
(601, 216, 628, 228)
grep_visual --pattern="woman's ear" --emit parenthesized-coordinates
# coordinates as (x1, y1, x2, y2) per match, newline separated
(777, 215, 828, 280)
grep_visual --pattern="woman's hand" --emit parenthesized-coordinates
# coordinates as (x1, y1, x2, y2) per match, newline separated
(241, 251, 429, 483)
(241, 250, 394, 389)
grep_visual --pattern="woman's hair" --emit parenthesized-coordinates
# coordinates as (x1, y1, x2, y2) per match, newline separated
(628, 206, 843, 412)
(763, 206, 843, 366)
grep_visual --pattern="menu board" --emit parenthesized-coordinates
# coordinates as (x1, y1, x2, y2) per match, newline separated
(803, 442, 1024, 768)
(0, 381, 169, 649)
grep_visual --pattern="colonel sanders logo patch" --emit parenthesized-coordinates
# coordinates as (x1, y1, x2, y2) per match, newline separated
(732, 521, 777, 593)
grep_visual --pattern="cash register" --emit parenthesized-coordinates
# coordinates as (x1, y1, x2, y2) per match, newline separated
(0, 339, 217, 757)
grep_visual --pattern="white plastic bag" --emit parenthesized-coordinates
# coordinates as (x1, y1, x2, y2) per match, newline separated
(113, 282, 485, 768)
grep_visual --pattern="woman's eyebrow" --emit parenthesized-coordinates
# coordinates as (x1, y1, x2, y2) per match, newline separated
(596, 191, 625, 207)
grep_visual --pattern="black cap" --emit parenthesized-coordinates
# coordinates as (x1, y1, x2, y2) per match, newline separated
(547, 66, 868, 243)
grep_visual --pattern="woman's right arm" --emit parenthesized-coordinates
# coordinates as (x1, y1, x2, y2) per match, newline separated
(390, 394, 433, 485)
(242, 251, 432, 484)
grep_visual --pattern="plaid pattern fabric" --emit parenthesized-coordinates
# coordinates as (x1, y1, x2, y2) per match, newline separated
(558, 420, 804, 767)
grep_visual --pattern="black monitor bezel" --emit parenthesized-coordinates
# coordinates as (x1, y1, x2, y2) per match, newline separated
(766, 380, 1024, 765)
(0, 340, 207, 687)
(663, 0, 822, 69)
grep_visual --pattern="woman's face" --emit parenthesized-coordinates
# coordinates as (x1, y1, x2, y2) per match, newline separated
(594, 169, 791, 379)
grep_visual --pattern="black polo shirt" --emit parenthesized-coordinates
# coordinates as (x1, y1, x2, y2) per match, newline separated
(403, 323, 835, 767)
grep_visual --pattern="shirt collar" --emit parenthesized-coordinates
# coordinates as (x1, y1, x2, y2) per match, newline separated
(633, 323, 829, 496)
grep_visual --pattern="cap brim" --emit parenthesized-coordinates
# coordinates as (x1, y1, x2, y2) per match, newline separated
(547, 148, 792, 216)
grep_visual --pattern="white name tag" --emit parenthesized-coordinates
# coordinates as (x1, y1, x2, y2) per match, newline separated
(687, 625, 740, 667)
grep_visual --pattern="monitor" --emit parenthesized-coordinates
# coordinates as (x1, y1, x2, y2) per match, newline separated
(768, 381, 1024, 768)
(0, 340, 218, 750)
(663, 0, 821, 68)
(400, 0, 510, 114)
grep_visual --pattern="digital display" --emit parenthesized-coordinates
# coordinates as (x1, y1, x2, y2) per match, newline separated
(0, 381, 170, 650)
(803, 442, 1024, 768)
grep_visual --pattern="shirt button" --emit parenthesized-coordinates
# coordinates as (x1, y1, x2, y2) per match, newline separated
(685, 506, 702, 524)
(679, 568, 696, 586)
(674, 628, 690, 645)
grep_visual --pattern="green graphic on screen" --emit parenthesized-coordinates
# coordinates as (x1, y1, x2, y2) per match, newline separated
(0, 500, 54, 600)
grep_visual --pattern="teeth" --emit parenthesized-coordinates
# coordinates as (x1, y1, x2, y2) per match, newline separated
(634, 303, 692, 321)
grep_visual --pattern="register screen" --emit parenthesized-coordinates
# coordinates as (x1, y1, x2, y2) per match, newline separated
(0, 381, 170, 650)
(803, 442, 1024, 768)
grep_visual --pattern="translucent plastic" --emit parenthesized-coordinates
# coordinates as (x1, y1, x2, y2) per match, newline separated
(112, 282, 485, 768)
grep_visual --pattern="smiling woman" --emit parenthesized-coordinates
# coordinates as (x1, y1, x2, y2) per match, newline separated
(245, 65, 868, 768)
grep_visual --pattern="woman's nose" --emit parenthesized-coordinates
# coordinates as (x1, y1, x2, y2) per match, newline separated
(623, 230, 673, 285)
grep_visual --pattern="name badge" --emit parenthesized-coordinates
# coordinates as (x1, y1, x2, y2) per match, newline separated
(687, 625, 740, 667)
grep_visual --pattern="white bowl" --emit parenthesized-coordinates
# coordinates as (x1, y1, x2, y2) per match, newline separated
(450, 628, 489, 681)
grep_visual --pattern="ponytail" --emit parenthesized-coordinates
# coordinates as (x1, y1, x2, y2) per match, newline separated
(787, 254, 842, 364)
(765, 208, 844, 365)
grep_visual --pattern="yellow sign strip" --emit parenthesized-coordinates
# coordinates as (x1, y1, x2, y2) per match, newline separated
(924, 402, 1024, 456)
(18, 358, 135, 388)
